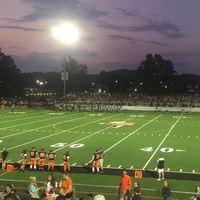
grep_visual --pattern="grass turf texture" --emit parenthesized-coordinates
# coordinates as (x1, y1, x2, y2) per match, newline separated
(0, 108, 199, 199)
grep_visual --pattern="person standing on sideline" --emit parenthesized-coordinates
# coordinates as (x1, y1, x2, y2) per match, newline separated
(157, 154, 165, 181)
(190, 185, 200, 200)
(58, 172, 73, 199)
(47, 149, 56, 171)
(117, 168, 132, 200)
(11, 103, 15, 113)
(132, 182, 142, 200)
(92, 149, 100, 174)
(29, 146, 37, 171)
(1, 98, 6, 109)
(162, 181, 171, 200)
(99, 147, 104, 173)
(1, 148, 8, 170)
(63, 151, 71, 173)
(38, 148, 47, 171)
(20, 148, 27, 172)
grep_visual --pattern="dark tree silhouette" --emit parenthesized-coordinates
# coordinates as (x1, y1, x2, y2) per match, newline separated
(0, 49, 23, 97)
(136, 54, 177, 93)
(62, 56, 89, 92)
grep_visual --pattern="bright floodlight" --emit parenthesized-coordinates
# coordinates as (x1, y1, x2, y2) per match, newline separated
(52, 23, 79, 44)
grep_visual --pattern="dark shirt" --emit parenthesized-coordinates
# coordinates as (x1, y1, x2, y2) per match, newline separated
(157, 157, 165, 169)
(29, 150, 37, 158)
(133, 187, 142, 200)
(2, 150, 8, 160)
(162, 186, 171, 200)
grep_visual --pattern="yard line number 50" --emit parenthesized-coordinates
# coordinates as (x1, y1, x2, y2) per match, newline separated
(51, 143, 84, 148)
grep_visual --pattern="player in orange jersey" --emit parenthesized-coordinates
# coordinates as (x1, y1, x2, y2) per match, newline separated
(29, 146, 37, 171)
(38, 148, 47, 171)
(47, 149, 56, 171)
(92, 149, 100, 174)
(63, 151, 71, 173)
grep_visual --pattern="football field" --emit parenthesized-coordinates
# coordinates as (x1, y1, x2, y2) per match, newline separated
(1, 108, 200, 199)
(0, 108, 199, 173)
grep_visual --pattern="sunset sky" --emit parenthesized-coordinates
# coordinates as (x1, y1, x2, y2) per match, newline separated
(0, 0, 200, 75)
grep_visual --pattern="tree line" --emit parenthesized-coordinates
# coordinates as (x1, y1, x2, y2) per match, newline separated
(0, 49, 200, 98)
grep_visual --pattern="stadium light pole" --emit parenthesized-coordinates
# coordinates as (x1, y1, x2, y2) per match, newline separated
(52, 23, 79, 97)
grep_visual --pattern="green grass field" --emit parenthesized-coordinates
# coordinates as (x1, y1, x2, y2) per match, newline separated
(0, 108, 199, 199)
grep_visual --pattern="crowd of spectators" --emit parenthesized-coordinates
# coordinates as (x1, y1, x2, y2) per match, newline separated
(59, 93, 200, 107)
(0, 176, 106, 200)
(54, 93, 200, 111)
(2, 93, 200, 111)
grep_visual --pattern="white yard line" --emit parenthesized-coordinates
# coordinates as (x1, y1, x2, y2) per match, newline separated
(104, 114, 163, 154)
(0, 112, 40, 124)
(85, 114, 163, 165)
(54, 114, 125, 153)
(0, 113, 83, 138)
(0, 112, 99, 139)
(7, 113, 123, 152)
(142, 114, 183, 170)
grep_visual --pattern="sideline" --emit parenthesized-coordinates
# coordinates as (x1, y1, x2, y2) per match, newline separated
(0, 170, 11, 176)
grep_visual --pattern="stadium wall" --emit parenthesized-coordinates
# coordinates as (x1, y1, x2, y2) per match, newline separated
(8, 163, 200, 181)
(121, 106, 200, 112)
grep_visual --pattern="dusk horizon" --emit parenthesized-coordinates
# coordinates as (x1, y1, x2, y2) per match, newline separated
(0, 0, 200, 75)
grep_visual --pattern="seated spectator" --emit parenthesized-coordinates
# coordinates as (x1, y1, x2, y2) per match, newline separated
(0, 184, 15, 200)
(93, 194, 105, 200)
(57, 172, 73, 200)
(190, 185, 200, 200)
(44, 173, 58, 200)
(4, 193, 19, 200)
(79, 194, 95, 200)
(132, 182, 142, 200)
(80, 196, 93, 200)
(28, 176, 43, 200)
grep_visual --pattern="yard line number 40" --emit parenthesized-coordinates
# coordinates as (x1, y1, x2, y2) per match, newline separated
(51, 144, 174, 152)
(141, 147, 174, 152)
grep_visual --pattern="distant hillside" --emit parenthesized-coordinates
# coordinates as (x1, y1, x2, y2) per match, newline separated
(106, 69, 137, 81)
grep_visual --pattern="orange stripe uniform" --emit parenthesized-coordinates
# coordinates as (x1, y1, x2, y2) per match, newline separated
(29, 147, 37, 170)
(63, 151, 70, 172)
(48, 149, 56, 171)
(92, 149, 100, 173)
(38, 148, 47, 171)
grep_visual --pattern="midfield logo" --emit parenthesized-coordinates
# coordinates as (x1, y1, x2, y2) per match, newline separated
(107, 121, 135, 128)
